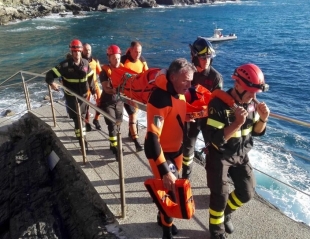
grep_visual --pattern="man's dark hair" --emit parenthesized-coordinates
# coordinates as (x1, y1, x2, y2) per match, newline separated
(130, 41, 142, 48)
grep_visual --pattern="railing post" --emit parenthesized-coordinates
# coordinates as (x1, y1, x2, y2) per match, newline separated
(47, 85, 57, 127)
(117, 129, 126, 218)
(20, 72, 31, 111)
(76, 100, 87, 164)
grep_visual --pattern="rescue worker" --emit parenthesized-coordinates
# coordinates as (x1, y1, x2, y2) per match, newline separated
(182, 38, 223, 179)
(121, 41, 148, 152)
(99, 45, 124, 159)
(45, 39, 95, 147)
(144, 58, 196, 239)
(82, 43, 102, 131)
(203, 63, 270, 239)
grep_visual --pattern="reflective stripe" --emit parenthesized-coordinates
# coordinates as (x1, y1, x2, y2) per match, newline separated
(242, 126, 252, 136)
(232, 191, 243, 206)
(207, 118, 225, 129)
(86, 69, 94, 78)
(63, 77, 88, 83)
(227, 199, 239, 210)
(75, 128, 86, 137)
(182, 159, 193, 166)
(230, 126, 253, 138)
(209, 208, 224, 217)
(110, 141, 117, 147)
(211, 142, 219, 150)
(231, 130, 241, 138)
(183, 153, 194, 160)
(210, 216, 224, 225)
(75, 129, 81, 137)
(109, 136, 117, 141)
(52, 67, 61, 77)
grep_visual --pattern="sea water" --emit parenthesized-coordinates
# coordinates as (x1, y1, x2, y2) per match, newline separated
(0, 0, 309, 226)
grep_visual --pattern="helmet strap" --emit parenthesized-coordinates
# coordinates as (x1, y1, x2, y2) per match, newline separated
(235, 87, 247, 101)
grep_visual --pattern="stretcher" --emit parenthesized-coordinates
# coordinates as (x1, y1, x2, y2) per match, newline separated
(110, 66, 211, 119)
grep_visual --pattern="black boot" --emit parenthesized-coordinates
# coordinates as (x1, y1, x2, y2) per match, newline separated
(157, 212, 178, 236)
(162, 225, 173, 239)
(85, 123, 92, 132)
(93, 119, 102, 130)
(133, 139, 144, 152)
(210, 233, 227, 239)
(224, 214, 234, 234)
(110, 146, 118, 161)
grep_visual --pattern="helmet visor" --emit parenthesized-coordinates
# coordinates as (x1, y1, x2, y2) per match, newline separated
(197, 53, 213, 60)
(197, 47, 216, 59)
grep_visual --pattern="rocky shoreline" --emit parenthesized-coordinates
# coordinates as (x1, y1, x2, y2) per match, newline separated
(0, 0, 232, 25)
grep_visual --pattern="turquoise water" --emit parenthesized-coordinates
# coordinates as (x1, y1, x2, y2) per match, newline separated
(0, 0, 309, 225)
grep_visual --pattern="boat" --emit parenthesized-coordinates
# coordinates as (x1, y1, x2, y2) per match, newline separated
(198, 28, 237, 42)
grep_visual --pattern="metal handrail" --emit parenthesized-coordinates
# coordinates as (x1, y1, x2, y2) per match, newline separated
(0, 71, 127, 218)
(1, 70, 310, 213)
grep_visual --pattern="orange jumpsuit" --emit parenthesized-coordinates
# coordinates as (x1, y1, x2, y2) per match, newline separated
(144, 69, 186, 227)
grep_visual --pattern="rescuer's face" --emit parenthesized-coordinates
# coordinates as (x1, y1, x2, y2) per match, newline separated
(109, 54, 121, 68)
(171, 71, 193, 95)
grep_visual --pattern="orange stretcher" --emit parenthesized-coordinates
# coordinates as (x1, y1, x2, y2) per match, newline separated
(109, 66, 212, 119)
(144, 178, 195, 219)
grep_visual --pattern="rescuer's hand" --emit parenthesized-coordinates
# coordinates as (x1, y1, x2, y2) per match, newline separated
(256, 102, 270, 122)
(50, 82, 59, 92)
(234, 106, 248, 125)
(163, 171, 177, 194)
(93, 94, 97, 101)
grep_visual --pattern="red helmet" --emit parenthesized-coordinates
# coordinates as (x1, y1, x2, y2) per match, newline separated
(232, 63, 269, 93)
(69, 39, 83, 52)
(106, 45, 121, 55)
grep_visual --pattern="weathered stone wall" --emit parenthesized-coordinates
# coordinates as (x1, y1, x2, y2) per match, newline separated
(0, 113, 121, 239)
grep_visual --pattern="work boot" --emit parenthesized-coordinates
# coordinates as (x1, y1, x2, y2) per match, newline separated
(93, 119, 102, 130)
(110, 146, 118, 161)
(157, 212, 178, 236)
(224, 214, 234, 234)
(133, 139, 144, 152)
(85, 123, 92, 132)
(210, 233, 227, 239)
(162, 225, 174, 239)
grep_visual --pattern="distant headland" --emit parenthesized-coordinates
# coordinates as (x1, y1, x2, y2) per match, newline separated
(0, 0, 239, 25)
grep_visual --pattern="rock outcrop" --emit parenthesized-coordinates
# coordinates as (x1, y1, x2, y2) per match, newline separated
(0, 0, 216, 25)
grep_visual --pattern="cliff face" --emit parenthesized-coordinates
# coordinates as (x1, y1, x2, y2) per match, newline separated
(0, 0, 213, 25)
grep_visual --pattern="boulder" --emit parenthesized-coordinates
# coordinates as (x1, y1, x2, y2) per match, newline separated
(4, 109, 15, 117)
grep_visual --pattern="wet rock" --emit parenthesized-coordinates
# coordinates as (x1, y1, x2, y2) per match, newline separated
(4, 109, 15, 117)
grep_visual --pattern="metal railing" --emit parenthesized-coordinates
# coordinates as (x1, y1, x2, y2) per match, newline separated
(1, 70, 310, 217)
(0, 71, 127, 218)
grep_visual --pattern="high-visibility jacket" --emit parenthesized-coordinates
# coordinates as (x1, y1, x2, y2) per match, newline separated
(121, 53, 148, 73)
(86, 57, 102, 101)
(46, 58, 94, 97)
